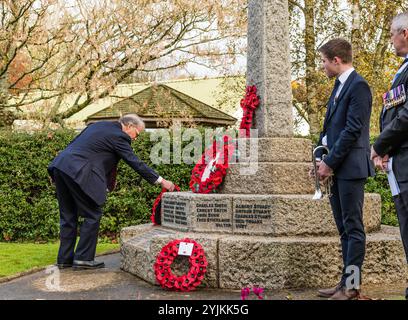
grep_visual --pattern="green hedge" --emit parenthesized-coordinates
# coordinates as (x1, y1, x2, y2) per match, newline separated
(366, 135, 398, 227)
(0, 128, 196, 242)
(0, 130, 399, 242)
(365, 174, 398, 226)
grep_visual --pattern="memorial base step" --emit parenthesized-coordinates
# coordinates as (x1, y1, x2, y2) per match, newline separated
(120, 224, 408, 290)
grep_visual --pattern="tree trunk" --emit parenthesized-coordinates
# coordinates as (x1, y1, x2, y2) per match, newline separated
(0, 76, 8, 108)
(304, 0, 319, 135)
(351, 0, 362, 67)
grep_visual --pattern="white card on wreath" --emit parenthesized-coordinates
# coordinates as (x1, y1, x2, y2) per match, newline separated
(178, 242, 194, 256)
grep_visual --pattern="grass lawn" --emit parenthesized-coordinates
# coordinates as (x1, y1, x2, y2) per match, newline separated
(0, 241, 120, 278)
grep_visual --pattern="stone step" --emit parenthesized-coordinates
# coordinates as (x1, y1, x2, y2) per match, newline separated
(120, 225, 407, 290)
(161, 192, 381, 236)
(220, 162, 317, 194)
(233, 137, 312, 163)
(217, 226, 407, 289)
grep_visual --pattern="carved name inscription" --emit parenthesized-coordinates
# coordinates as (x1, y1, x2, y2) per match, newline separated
(234, 203, 272, 230)
(163, 200, 188, 226)
(196, 202, 231, 229)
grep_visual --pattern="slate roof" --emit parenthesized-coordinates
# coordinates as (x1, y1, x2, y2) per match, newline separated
(86, 84, 236, 126)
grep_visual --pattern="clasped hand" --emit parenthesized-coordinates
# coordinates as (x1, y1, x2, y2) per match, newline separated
(370, 146, 389, 172)
(309, 160, 333, 183)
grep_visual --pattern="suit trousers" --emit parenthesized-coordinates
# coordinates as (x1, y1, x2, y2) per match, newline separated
(392, 182, 408, 264)
(53, 168, 103, 263)
(329, 177, 366, 286)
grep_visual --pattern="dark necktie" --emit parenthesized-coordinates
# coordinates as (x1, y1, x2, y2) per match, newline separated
(323, 78, 341, 134)
(329, 78, 341, 109)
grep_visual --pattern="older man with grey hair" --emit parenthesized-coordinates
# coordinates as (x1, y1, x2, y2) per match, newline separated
(48, 114, 175, 270)
(371, 12, 408, 300)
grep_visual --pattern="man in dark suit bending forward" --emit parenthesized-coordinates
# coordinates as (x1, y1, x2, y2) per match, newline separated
(48, 114, 175, 269)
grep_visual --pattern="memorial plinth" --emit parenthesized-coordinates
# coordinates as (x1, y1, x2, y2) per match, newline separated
(120, 0, 408, 290)
(159, 192, 382, 237)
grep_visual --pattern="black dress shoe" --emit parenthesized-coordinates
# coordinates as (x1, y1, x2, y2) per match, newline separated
(55, 263, 73, 269)
(72, 260, 105, 270)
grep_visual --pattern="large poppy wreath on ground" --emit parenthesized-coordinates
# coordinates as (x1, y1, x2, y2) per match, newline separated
(189, 135, 235, 194)
(154, 238, 208, 291)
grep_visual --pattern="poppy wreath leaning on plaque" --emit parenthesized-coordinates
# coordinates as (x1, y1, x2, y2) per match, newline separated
(189, 135, 236, 194)
(239, 85, 260, 137)
(151, 184, 181, 225)
(154, 238, 208, 291)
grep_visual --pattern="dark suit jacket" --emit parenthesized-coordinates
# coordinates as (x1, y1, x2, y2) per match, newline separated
(48, 121, 159, 206)
(373, 62, 408, 183)
(318, 70, 375, 180)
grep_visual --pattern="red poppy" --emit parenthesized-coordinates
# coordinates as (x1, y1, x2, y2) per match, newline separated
(150, 185, 181, 225)
(189, 136, 235, 194)
(239, 85, 260, 137)
(154, 239, 208, 292)
(241, 287, 251, 300)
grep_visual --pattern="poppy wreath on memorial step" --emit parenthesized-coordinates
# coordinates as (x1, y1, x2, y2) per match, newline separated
(239, 85, 260, 137)
(151, 184, 181, 226)
(189, 135, 236, 194)
(154, 238, 208, 291)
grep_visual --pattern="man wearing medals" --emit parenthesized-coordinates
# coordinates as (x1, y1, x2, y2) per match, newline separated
(371, 12, 408, 300)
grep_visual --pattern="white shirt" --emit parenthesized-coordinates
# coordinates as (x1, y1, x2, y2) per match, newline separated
(334, 67, 355, 99)
(322, 67, 355, 146)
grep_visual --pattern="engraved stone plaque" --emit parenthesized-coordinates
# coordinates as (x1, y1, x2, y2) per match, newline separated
(193, 198, 233, 233)
(162, 198, 190, 231)
(233, 197, 274, 235)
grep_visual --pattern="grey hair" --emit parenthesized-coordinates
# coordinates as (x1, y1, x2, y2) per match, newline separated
(119, 114, 145, 129)
(392, 12, 408, 32)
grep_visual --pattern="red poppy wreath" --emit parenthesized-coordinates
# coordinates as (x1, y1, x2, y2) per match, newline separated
(150, 184, 181, 226)
(189, 135, 235, 194)
(239, 85, 260, 137)
(154, 238, 208, 291)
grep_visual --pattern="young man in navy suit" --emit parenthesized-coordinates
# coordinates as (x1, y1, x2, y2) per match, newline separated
(48, 114, 175, 270)
(371, 12, 408, 300)
(315, 39, 374, 300)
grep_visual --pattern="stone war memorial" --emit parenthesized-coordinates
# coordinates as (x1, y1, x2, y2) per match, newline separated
(120, 0, 408, 290)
